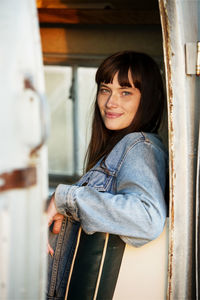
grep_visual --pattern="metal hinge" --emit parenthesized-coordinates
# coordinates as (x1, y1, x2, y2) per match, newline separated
(185, 42, 200, 76)
(0, 167, 36, 192)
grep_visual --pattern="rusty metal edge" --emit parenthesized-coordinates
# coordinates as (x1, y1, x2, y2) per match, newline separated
(158, 1, 174, 299)
(0, 167, 37, 192)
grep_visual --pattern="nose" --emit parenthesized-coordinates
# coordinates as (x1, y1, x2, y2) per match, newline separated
(105, 93, 119, 108)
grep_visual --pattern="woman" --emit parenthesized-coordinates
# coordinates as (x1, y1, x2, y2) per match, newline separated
(47, 51, 168, 300)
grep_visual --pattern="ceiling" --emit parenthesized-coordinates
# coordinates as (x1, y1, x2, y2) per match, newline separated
(37, 0, 160, 25)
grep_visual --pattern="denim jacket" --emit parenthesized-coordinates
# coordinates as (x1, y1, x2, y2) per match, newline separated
(54, 132, 168, 247)
(47, 132, 168, 299)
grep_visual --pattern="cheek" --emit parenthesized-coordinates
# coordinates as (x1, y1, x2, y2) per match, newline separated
(128, 96, 141, 118)
(135, 99, 141, 112)
(97, 95, 103, 110)
(97, 97, 103, 118)
(133, 95, 141, 112)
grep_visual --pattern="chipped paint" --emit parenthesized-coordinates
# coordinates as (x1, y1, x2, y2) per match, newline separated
(158, 1, 175, 299)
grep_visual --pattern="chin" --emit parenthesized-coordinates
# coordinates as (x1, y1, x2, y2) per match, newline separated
(104, 120, 129, 131)
(105, 124, 125, 131)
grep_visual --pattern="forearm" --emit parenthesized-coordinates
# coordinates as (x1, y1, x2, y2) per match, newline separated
(55, 184, 166, 246)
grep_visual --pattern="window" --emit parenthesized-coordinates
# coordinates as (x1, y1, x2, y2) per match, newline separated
(44, 65, 97, 186)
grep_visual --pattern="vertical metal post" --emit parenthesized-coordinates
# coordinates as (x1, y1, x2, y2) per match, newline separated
(71, 65, 79, 176)
(196, 2, 200, 298)
(196, 123, 200, 300)
(159, 0, 200, 299)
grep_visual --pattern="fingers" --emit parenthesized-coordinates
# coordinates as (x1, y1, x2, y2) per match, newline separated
(47, 194, 58, 225)
(49, 213, 63, 232)
(48, 217, 53, 227)
(52, 218, 63, 234)
(47, 242, 54, 257)
(47, 213, 64, 257)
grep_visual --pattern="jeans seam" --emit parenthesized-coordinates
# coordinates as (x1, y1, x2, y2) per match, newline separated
(48, 217, 67, 297)
(56, 224, 80, 294)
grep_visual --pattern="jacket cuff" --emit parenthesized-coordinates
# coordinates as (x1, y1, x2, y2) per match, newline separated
(54, 184, 79, 221)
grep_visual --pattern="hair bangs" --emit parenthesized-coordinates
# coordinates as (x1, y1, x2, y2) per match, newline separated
(96, 63, 118, 85)
(96, 62, 134, 88)
(117, 65, 132, 87)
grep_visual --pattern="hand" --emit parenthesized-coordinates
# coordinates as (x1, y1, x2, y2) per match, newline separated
(47, 194, 64, 256)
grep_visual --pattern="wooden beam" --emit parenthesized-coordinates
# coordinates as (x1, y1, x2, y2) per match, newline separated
(36, 0, 112, 9)
(39, 25, 163, 65)
(38, 8, 160, 25)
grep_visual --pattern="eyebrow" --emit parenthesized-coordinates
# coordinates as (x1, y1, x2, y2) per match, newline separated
(100, 83, 109, 87)
(119, 86, 133, 89)
(100, 83, 133, 89)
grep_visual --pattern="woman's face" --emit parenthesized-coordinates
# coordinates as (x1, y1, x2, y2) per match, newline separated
(97, 71, 141, 131)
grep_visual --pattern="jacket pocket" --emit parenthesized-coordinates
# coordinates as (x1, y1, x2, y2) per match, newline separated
(86, 169, 114, 192)
(76, 165, 115, 192)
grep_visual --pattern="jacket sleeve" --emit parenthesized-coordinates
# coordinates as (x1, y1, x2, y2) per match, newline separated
(54, 141, 167, 247)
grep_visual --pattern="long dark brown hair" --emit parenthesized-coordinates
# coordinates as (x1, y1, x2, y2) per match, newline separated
(85, 51, 165, 172)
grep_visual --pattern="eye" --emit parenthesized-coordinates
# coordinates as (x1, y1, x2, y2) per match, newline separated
(122, 91, 131, 96)
(99, 87, 110, 94)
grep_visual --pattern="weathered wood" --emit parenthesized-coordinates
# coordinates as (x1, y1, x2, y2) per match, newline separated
(38, 8, 160, 25)
(37, 0, 112, 9)
(36, 0, 159, 10)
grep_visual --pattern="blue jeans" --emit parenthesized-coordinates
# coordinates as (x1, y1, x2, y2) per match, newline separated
(47, 217, 80, 299)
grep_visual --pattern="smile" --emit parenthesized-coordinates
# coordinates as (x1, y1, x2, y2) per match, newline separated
(105, 112, 123, 119)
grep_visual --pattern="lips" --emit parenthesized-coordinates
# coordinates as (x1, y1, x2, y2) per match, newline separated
(105, 112, 123, 119)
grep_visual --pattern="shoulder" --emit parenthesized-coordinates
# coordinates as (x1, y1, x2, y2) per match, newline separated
(115, 132, 167, 156)
(120, 132, 167, 167)
(104, 132, 168, 173)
